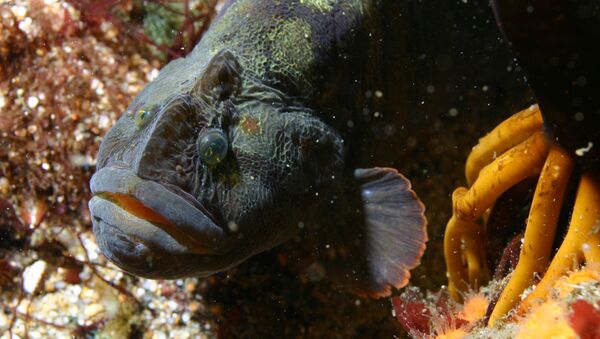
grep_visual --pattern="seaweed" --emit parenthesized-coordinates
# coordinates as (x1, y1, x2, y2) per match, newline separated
(66, 0, 217, 61)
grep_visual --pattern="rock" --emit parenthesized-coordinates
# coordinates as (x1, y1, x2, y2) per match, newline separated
(22, 260, 47, 294)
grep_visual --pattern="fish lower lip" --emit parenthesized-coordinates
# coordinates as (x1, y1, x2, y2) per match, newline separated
(90, 167, 225, 253)
(90, 197, 195, 255)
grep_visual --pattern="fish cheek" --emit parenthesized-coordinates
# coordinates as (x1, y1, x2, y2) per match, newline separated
(283, 113, 345, 185)
(96, 120, 137, 169)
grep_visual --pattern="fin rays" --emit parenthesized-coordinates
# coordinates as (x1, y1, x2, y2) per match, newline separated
(357, 167, 428, 296)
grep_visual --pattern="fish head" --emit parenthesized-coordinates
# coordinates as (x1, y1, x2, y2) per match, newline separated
(89, 50, 345, 279)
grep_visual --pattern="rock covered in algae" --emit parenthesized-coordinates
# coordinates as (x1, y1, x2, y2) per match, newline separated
(392, 265, 600, 339)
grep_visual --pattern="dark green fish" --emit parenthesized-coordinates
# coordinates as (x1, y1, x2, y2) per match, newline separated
(89, 0, 427, 297)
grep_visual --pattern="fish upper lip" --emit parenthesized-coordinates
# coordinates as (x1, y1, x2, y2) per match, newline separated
(90, 167, 226, 253)
(159, 181, 223, 226)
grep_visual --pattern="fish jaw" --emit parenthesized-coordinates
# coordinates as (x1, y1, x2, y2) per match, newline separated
(89, 167, 233, 278)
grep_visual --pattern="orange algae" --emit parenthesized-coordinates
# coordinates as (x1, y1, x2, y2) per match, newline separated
(497, 265, 598, 337)
(392, 289, 491, 338)
(458, 293, 488, 323)
(435, 328, 468, 339)
(516, 301, 577, 339)
(399, 265, 599, 338)
(553, 264, 600, 299)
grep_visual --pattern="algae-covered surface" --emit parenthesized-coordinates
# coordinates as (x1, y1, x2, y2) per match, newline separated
(0, 0, 540, 338)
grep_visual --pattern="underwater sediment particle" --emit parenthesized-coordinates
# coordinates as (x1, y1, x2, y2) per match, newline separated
(22, 260, 47, 294)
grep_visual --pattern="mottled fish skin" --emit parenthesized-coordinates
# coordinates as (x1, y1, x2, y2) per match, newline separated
(90, 0, 428, 296)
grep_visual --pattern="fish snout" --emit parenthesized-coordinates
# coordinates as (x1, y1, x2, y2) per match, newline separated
(89, 195, 200, 278)
(88, 167, 237, 278)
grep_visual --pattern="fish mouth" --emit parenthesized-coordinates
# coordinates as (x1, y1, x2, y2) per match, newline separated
(89, 167, 226, 259)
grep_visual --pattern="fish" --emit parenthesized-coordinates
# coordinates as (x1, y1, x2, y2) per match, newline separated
(89, 0, 427, 297)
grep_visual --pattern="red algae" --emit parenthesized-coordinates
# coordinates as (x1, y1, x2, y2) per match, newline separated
(395, 266, 600, 338)
(569, 300, 600, 339)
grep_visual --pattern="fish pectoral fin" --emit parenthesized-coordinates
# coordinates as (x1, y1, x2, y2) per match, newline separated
(314, 167, 427, 298)
(354, 167, 428, 297)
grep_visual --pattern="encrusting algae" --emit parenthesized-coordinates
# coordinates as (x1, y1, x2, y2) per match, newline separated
(393, 265, 600, 338)
(517, 265, 600, 339)
(517, 301, 577, 339)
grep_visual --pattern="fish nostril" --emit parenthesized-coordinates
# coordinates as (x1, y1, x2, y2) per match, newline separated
(108, 232, 152, 265)
(114, 232, 130, 245)
(114, 232, 141, 252)
(135, 242, 148, 253)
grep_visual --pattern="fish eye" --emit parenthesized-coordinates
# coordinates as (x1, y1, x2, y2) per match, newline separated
(135, 109, 148, 127)
(135, 104, 158, 128)
(197, 129, 229, 165)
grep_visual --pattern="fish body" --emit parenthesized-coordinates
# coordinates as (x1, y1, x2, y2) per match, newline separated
(89, 0, 427, 296)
